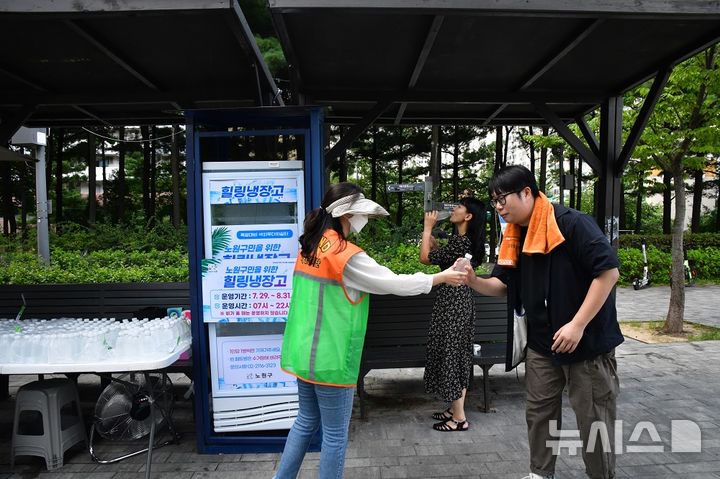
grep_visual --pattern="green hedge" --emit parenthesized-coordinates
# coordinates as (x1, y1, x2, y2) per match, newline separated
(0, 249, 188, 284)
(617, 246, 720, 284)
(2, 230, 719, 285)
(619, 233, 720, 249)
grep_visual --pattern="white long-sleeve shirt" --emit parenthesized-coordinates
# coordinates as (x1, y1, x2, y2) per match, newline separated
(342, 252, 433, 301)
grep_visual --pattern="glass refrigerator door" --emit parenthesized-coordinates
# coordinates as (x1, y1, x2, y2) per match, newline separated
(202, 166, 303, 398)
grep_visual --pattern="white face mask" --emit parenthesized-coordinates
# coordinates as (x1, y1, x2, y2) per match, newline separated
(348, 214, 369, 234)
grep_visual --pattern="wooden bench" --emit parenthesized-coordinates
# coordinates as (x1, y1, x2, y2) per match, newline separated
(358, 291, 507, 419)
(0, 282, 190, 319)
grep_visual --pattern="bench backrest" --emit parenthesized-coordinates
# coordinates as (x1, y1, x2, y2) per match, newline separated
(0, 283, 190, 319)
(365, 290, 507, 351)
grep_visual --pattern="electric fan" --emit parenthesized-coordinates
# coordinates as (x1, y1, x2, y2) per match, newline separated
(93, 372, 175, 441)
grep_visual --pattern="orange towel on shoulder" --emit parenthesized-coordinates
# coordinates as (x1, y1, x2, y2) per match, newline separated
(497, 192, 565, 268)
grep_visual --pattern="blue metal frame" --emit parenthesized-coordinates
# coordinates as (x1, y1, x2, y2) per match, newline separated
(185, 107, 324, 454)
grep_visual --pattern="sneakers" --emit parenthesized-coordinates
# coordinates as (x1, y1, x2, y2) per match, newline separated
(521, 474, 555, 479)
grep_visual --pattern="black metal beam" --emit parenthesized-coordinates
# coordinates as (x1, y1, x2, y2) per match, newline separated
(303, 89, 604, 104)
(229, 1, 283, 106)
(395, 15, 444, 124)
(533, 102, 601, 173)
(72, 105, 112, 127)
(271, 11, 304, 95)
(576, 115, 600, 159)
(521, 20, 602, 90)
(616, 66, 671, 174)
(597, 96, 623, 247)
(63, 19, 162, 91)
(0, 66, 48, 92)
(481, 104, 507, 126)
(613, 25, 720, 98)
(268, 0, 720, 16)
(0, 88, 261, 106)
(326, 99, 394, 165)
(484, 19, 601, 127)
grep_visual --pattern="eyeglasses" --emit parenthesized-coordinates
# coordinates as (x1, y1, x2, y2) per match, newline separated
(490, 190, 521, 208)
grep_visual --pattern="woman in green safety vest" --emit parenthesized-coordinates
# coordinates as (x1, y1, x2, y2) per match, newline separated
(274, 182, 468, 479)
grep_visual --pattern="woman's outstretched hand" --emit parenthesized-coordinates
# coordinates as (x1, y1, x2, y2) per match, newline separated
(434, 263, 467, 287)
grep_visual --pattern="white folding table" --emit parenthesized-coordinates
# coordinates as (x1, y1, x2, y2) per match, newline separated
(2, 340, 191, 479)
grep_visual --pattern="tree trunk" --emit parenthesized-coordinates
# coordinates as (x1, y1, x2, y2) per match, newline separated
(171, 125, 181, 228)
(452, 125, 459, 201)
(662, 171, 672, 234)
(489, 130, 502, 263)
(87, 131, 97, 227)
(663, 165, 686, 333)
(619, 180, 626, 231)
(503, 126, 513, 168)
(569, 155, 576, 208)
(430, 126, 441, 197)
(539, 126, 548, 192)
(635, 174, 643, 234)
(576, 159, 583, 211)
(1, 162, 16, 235)
(716, 158, 720, 232)
(528, 126, 535, 176)
(55, 128, 65, 229)
(117, 127, 126, 223)
(338, 128, 347, 182)
(150, 126, 157, 225)
(370, 126, 378, 202)
(20, 163, 27, 234)
(101, 139, 106, 206)
(494, 127, 503, 174)
(690, 167, 703, 233)
(141, 126, 151, 222)
(397, 151, 404, 227)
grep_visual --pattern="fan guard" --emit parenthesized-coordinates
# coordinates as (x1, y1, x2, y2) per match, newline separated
(94, 372, 174, 441)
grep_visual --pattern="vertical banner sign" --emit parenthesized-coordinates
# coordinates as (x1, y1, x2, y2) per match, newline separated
(203, 178, 299, 323)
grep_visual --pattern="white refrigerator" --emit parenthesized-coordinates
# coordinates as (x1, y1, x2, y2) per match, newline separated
(201, 161, 303, 432)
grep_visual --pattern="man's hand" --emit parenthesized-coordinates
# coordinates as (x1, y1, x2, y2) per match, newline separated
(551, 321, 585, 354)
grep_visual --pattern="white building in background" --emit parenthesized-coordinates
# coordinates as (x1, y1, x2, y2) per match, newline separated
(77, 127, 145, 202)
(646, 165, 718, 229)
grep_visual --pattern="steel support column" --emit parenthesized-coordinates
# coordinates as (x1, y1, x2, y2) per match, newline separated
(597, 97, 623, 248)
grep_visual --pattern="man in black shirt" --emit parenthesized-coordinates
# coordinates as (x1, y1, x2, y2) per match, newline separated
(466, 166, 622, 479)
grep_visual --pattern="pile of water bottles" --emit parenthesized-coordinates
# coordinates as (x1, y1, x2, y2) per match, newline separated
(0, 316, 191, 364)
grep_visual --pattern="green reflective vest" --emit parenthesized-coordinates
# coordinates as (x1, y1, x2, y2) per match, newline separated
(281, 229, 369, 387)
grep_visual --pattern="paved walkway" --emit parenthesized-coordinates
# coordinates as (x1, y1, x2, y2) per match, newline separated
(1, 285, 719, 479)
(615, 284, 720, 327)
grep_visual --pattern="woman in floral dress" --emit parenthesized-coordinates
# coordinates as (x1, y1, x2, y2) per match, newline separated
(420, 196, 486, 431)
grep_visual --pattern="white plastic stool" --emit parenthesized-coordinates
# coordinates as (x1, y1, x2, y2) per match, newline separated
(11, 378, 87, 470)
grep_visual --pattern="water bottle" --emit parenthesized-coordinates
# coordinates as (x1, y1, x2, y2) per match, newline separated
(454, 253, 473, 272)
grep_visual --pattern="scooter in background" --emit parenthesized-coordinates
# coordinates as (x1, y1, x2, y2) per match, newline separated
(633, 239, 651, 290)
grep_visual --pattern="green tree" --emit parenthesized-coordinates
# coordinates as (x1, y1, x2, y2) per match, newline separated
(632, 45, 720, 333)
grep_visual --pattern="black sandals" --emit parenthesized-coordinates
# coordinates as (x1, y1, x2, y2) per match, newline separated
(432, 418, 469, 432)
(431, 408, 453, 421)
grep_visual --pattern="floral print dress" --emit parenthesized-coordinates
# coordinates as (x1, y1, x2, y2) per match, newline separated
(423, 234, 476, 402)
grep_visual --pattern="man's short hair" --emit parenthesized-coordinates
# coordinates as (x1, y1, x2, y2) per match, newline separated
(489, 165, 540, 198)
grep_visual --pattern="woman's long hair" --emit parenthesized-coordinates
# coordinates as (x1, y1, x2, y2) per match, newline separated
(457, 196, 487, 265)
(298, 182, 363, 262)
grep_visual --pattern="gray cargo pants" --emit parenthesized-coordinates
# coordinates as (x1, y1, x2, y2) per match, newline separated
(525, 348, 619, 479)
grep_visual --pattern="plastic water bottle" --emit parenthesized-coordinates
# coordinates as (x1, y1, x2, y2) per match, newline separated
(454, 253, 473, 272)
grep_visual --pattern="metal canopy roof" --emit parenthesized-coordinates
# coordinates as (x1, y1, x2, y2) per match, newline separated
(269, 0, 720, 126)
(0, 0, 281, 133)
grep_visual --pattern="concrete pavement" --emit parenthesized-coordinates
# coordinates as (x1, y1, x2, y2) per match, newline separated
(1, 285, 719, 479)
